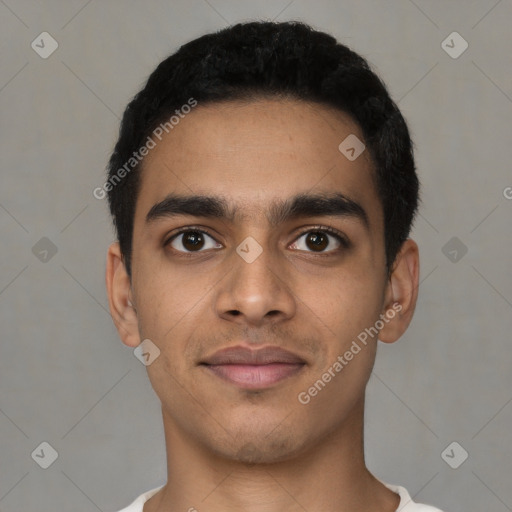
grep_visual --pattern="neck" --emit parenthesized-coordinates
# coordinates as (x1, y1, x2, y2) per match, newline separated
(144, 396, 399, 512)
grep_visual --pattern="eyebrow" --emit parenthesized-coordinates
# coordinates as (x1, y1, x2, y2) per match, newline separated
(145, 192, 369, 230)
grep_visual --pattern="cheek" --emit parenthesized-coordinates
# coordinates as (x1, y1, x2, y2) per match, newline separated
(300, 265, 384, 338)
(132, 260, 214, 391)
(296, 272, 381, 415)
(133, 253, 202, 332)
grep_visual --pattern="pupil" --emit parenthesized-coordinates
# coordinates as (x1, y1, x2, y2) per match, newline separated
(307, 232, 327, 251)
(184, 232, 204, 251)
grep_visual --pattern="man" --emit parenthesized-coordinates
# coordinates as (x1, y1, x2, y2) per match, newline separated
(105, 20, 444, 512)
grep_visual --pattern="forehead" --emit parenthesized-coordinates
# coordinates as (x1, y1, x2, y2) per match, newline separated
(134, 98, 381, 229)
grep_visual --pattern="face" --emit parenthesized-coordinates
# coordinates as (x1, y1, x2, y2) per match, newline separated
(107, 98, 418, 464)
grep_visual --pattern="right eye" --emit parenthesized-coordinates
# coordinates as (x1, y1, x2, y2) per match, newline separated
(165, 228, 222, 254)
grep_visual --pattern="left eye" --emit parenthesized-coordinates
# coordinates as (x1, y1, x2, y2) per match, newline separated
(290, 230, 344, 253)
(167, 230, 221, 253)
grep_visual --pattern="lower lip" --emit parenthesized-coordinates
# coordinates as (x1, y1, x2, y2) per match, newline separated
(202, 363, 305, 389)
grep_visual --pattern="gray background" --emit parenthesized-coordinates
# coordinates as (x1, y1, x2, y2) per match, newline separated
(1, 1, 511, 511)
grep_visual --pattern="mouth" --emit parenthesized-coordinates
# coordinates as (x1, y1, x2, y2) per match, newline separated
(199, 345, 307, 390)
(201, 362, 305, 389)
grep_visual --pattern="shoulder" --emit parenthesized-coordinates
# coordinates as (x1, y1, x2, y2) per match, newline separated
(113, 485, 165, 512)
(384, 482, 446, 512)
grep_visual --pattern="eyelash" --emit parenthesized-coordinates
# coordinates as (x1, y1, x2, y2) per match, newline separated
(164, 225, 350, 258)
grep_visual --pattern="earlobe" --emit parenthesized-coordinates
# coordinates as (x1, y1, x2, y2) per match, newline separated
(378, 239, 420, 344)
(105, 242, 141, 347)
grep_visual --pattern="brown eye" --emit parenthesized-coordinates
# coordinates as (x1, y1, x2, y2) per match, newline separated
(167, 229, 221, 253)
(290, 228, 346, 253)
(305, 232, 329, 251)
(182, 231, 204, 251)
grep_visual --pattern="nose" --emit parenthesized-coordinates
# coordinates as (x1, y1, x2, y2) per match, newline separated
(214, 238, 296, 328)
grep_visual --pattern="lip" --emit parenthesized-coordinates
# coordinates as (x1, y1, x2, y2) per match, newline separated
(200, 345, 306, 389)
(201, 345, 306, 365)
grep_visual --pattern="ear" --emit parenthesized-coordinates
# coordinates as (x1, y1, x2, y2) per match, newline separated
(378, 238, 420, 344)
(105, 242, 141, 347)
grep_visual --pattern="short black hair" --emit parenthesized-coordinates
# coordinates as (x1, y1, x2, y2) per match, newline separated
(106, 20, 419, 278)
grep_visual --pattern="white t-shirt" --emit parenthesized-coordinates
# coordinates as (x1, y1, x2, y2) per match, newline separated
(115, 482, 445, 511)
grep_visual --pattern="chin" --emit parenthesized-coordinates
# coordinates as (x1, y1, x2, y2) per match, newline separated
(210, 426, 307, 465)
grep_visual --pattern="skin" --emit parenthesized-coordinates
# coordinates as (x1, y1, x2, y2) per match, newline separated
(106, 98, 419, 512)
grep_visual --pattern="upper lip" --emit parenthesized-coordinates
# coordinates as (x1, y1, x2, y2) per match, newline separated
(201, 345, 306, 365)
